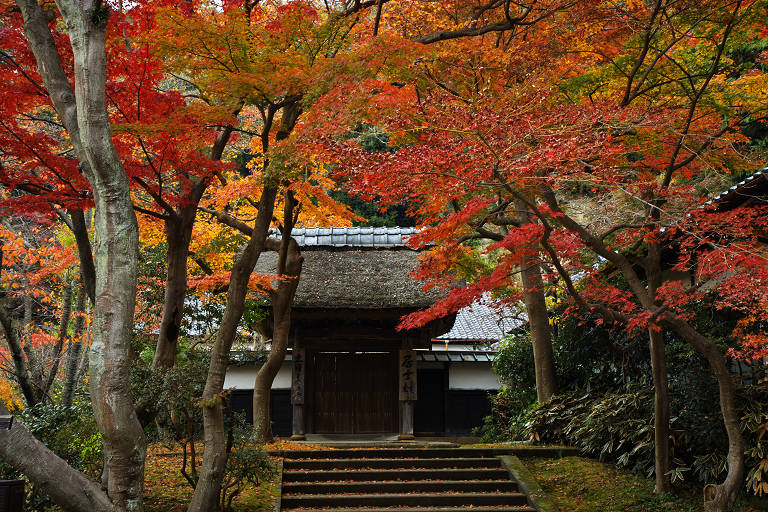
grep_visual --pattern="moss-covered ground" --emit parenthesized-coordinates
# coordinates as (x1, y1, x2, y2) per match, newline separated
(524, 456, 762, 512)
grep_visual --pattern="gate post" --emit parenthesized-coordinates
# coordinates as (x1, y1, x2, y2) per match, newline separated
(291, 347, 306, 440)
(398, 349, 417, 440)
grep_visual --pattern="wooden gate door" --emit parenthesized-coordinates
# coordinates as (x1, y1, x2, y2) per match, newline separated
(309, 351, 398, 434)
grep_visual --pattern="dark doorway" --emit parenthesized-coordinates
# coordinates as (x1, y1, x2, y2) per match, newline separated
(308, 351, 398, 434)
(229, 389, 292, 437)
(415, 369, 446, 434)
(446, 390, 493, 435)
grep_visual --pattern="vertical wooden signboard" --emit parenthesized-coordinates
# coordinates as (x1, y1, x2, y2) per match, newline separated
(291, 348, 306, 405)
(399, 349, 417, 401)
(290, 348, 306, 439)
(399, 349, 416, 439)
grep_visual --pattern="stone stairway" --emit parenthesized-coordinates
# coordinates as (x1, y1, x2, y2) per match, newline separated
(278, 448, 538, 512)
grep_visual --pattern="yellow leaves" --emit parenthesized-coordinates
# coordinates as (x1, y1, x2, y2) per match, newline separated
(288, 173, 365, 227)
(545, 294, 563, 326)
(722, 70, 768, 110)
(0, 379, 22, 412)
(0, 223, 78, 306)
(208, 173, 265, 212)
(189, 271, 279, 295)
(137, 210, 166, 247)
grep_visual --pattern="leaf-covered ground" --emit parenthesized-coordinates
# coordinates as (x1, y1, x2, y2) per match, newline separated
(524, 457, 762, 512)
(144, 444, 278, 512)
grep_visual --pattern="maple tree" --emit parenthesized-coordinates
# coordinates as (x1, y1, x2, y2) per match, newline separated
(0, 0, 265, 508)
(0, 0, 764, 511)
(149, 4, 412, 506)
(0, 213, 86, 410)
(3, 0, 413, 509)
(305, 0, 768, 510)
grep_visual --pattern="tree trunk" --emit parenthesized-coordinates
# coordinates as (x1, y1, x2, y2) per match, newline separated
(22, 293, 44, 394)
(69, 209, 97, 304)
(662, 316, 743, 512)
(520, 260, 557, 402)
(153, 126, 233, 371)
(515, 198, 556, 402)
(152, 206, 196, 371)
(187, 185, 277, 512)
(648, 326, 671, 493)
(56, 2, 146, 510)
(253, 219, 303, 442)
(16, 2, 145, 509)
(0, 400, 116, 512)
(61, 282, 87, 408)
(42, 278, 74, 398)
(644, 243, 672, 494)
(0, 304, 38, 407)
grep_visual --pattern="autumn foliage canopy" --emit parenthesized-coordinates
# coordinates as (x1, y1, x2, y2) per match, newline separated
(0, 0, 766, 509)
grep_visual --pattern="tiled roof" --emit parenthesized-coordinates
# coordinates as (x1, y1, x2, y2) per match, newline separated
(274, 226, 418, 247)
(703, 168, 768, 210)
(416, 350, 495, 362)
(437, 300, 525, 341)
(230, 348, 495, 365)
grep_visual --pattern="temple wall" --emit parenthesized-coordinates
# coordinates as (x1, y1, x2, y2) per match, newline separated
(448, 363, 502, 390)
(224, 362, 292, 390)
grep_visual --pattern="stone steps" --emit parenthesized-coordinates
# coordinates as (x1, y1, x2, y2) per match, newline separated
(278, 448, 504, 459)
(282, 468, 511, 482)
(282, 480, 518, 494)
(279, 449, 537, 512)
(284, 508, 535, 512)
(281, 493, 530, 509)
(284, 457, 500, 470)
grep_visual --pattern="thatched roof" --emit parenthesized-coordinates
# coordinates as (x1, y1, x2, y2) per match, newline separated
(254, 247, 443, 309)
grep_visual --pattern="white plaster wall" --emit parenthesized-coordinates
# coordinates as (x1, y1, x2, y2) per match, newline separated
(223, 362, 292, 390)
(448, 363, 501, 390)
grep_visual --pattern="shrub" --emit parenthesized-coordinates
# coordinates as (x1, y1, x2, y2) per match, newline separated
(521, 386, 670, 477)
(514, 380, 768, 495)
(0, 396, 103, 510)
(492, 333, 537, 410)
(220, 419, 278, 512)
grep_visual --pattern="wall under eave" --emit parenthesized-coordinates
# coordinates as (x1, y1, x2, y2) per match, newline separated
(223, 362, 292, 390)
(448, 362, 502, 390)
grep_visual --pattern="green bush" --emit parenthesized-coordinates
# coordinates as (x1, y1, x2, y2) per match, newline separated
(220, 418, 278, 512)
(521, 386, 666, 477)
(481, 315, 654, 442)
(0, 396, 103, 510)
(513, 380, 768, 495)
(22, 396, 103, 477)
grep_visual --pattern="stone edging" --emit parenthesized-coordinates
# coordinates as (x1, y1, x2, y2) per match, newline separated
(273, 459, 283, 512)
(498, 455, 560, 512)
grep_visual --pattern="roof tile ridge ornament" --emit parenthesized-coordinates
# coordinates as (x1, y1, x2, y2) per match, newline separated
(701, 167, 767, 209)
(272, 225, 423, 248)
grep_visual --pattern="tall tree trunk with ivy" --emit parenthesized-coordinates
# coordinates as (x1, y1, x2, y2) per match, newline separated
(252, 195, 303, 443)
(9, 1, 146, 510)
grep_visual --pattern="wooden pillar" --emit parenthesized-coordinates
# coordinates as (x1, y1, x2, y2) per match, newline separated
(290, 347, 306, 440)
(398, 349, 417, 440)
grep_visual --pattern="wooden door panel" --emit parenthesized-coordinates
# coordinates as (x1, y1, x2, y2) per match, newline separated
(309, 351, 397, 433)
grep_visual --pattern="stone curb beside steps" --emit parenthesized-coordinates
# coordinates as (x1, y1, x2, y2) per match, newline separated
(499, 455, 561, 512)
